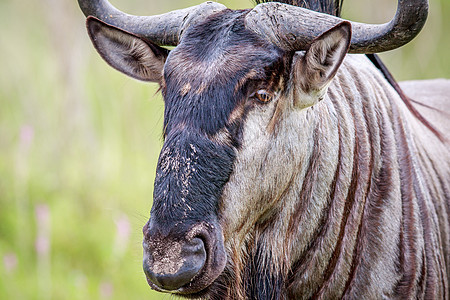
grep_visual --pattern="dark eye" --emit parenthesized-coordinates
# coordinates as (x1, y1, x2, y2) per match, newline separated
(253, 89, 274, 103)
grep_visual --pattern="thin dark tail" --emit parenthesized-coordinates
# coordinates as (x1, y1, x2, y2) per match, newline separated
(366, 54, 445, 142)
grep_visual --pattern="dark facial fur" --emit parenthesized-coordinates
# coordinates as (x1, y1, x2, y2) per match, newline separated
(153, 9, 289, 227)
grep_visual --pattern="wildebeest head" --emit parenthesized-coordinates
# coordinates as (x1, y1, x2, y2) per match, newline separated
(79, 0, 429, 296)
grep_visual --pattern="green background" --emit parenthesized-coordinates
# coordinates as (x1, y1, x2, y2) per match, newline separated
(0, 0, 448, 299)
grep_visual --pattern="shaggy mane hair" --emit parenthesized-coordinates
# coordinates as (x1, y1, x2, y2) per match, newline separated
(254, 0, 344, 17)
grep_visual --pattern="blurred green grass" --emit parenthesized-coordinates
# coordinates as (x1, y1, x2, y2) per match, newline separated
(0, 0, 448, 299)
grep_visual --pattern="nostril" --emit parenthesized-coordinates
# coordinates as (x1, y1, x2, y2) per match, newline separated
(144, 238, 206, 291)
(184, 237, 206, 258)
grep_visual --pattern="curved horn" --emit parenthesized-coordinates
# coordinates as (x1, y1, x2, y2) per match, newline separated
(77, 0, 226, 46)
(245, 0, 428, 53)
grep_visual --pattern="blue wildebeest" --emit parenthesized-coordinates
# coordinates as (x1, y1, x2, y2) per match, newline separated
(78, 0, 450, 298)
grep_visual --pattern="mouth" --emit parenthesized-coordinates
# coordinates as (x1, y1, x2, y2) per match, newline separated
(145, 274, 213, 298)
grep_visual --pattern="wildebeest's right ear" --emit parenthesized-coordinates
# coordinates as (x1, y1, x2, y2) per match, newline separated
(86, 17, 168, 83)
(292, 22, 351, 109)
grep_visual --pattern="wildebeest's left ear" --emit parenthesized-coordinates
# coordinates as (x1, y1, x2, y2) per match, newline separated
(292, 22, 351, 108)
(86, 17, 169, 83)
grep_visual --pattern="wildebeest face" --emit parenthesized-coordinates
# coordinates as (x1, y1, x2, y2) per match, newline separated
(144, 10, 290, 295)
(86, 10, 350, 296)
